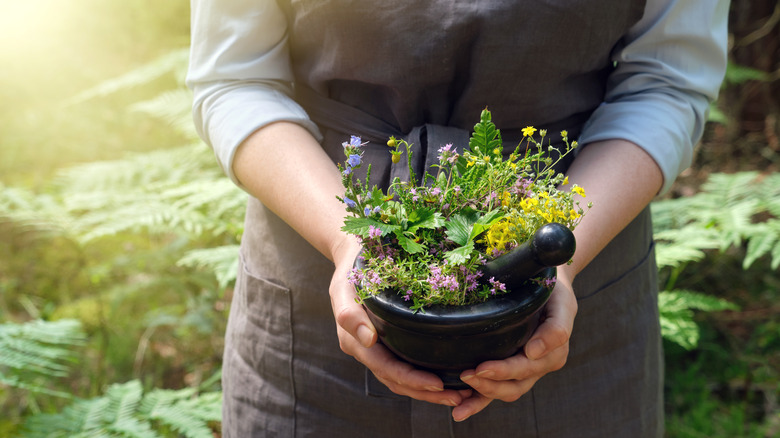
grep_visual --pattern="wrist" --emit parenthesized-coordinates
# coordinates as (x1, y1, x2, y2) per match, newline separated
(330, 233, 362, 269)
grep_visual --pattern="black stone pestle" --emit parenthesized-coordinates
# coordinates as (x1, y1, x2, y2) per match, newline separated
(480, 222, 576, 292)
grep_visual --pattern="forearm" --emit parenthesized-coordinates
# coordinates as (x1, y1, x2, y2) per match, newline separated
(561, 139, 663, 281)
(232, 121, 356, 263)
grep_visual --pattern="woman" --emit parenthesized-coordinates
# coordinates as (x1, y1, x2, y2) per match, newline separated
(187, 0, 728, 436)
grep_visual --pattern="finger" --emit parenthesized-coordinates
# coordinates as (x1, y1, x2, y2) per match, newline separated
(373, 373, 465, 407)
(330, 278, 377, 348)
(451, 391, 493, 422)
(461, 345, 568, 401)
(525, 282, 577, 360)
(336, 324, 452, 393)
(338, 328, 465, 406)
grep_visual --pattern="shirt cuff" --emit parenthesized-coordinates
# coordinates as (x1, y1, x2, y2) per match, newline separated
(195, 84, 323, 187)
(578, 90, 707, 195)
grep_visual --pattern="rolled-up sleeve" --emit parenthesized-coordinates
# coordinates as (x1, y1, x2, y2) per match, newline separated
(186, 0, 321, 185)
(578, 0, 729, 194)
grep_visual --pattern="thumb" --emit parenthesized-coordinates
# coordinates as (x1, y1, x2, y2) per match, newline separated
(330, 243, 377, 349)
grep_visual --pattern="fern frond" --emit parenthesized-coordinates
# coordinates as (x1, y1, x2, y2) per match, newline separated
(653, 226, 722, 269)
(658, 289, 738, 350)
(130, 89, 198, 140)
(177, 245, 240, 289)
(65, 48, 190, 105)
(0, 319, 85, 395)
(139, 385, 222, 438)
(22, 380, 221, 438)
(653, 172, 780, 268)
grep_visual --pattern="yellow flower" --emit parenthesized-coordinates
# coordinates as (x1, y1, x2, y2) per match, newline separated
(560, 130, 568, 138)
(493, 147, 501, 155)
(522, 126, 537, 137)
(572, 186, 586, 197)
(562, 176, 569, 185)
(500, 191, 512, 207)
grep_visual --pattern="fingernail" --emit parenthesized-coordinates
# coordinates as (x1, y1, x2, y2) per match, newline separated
(357, 325, 375, 348)
(476, 370, 494, 379)
(441, 398, 458, 407)
(453, 412, 468, 422)
(460, 374, 473, 381)
(425, 385, 444, 392)
(526, 339, 545, 360)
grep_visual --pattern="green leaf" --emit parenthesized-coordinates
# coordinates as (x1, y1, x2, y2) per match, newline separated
(444, 241, 475, 265)
(341, 217, 398, 237)
(471, 209, 505, 240)
(771, 240, 780, 270)
(395, 230, 425, 254)
(445, 211, 481, 246)
(743, 225, 777, 269)
(658, 290, 738, 350)
(659, 308, 700, 350)
(724, 61, 769, 85)
(406, 208, 444, 234)
(468, 109, 502, 155)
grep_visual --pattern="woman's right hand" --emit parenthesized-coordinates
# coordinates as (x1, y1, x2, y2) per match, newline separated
(328, 236, 472, 407)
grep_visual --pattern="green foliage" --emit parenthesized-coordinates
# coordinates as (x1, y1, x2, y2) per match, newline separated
(723, 61, 770, 85)
(658, 290, 738, 350)
(21, 380, 221, 438)
(654, 172, 780, 271)
(0, 319, 85, 397)
(468, 108, 503, 156)
(653, 171, 780, 350)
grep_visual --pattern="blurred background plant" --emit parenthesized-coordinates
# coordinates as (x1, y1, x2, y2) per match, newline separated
(0, 0, 778, 436)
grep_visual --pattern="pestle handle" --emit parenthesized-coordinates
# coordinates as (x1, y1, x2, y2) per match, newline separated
(480, 223, 576, 291)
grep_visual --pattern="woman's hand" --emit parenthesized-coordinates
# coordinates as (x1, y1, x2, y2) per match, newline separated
(452, 272, 577, 421)
(329, 236, 473, 407)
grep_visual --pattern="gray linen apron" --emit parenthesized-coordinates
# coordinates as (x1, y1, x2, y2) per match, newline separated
(223, 1, 663, 436)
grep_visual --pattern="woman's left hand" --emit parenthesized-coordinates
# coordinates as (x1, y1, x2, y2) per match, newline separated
(451, 273, 577, 422)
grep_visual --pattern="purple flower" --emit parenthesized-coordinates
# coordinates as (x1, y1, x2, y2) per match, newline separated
(343, 135, 363, 149)
(437, 143, 458, 164)
(342, 167, 353, 176)
(512, 177, 533, 198)
(430, 187, 442, 197)
(343, 196, 357, 208)
(347, 154, 362, 168)
(428, 265, 460, 293)
(403, 289, 413, 301)
(368, 225, 382, 239)
(488, 277, 507, 295)
(347, 268, 364, 286)
(364, 206, 372, 216)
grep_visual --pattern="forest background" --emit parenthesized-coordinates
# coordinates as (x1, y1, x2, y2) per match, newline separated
(0, 0, 778, 436)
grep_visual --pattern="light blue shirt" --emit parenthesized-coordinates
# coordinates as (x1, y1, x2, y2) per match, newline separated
(187, 0, 729, 194)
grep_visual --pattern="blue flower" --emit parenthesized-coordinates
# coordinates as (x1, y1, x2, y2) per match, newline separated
(347, 154, 361, 168)
(364, 206, 372, 216)
(342, 167, 353, 176)
(343, 197, 357, 208)
(350, 136, 362, 147)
